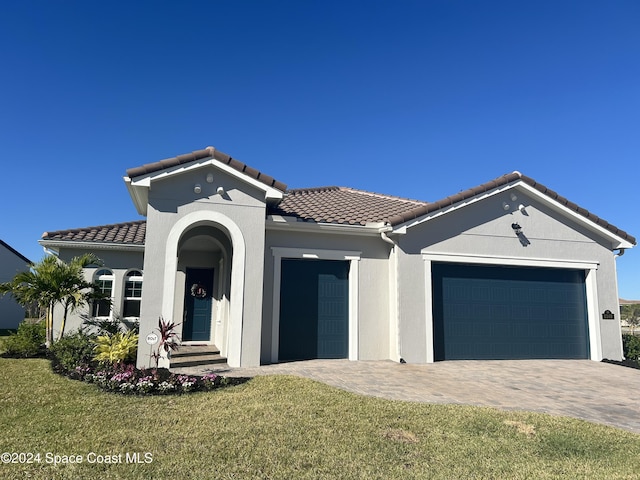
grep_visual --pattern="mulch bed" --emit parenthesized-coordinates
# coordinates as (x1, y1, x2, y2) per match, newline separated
(602, 358, 640, 370)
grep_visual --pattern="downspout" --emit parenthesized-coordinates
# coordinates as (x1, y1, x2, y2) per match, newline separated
(380, 230, 395, 247)
(613, 247, 626, 360)
(42, 246, 59, 257)
(381, 229, 403, 363)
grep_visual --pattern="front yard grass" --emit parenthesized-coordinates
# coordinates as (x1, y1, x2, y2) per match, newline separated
(1, 358, 639, 480)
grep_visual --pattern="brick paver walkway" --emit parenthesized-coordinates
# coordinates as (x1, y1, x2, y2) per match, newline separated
(174, 359, 640, 434)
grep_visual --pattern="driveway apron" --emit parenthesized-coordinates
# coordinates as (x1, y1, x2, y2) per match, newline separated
(175, 359, 640, 434)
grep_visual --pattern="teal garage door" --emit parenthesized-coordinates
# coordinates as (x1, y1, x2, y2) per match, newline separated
(432, 263, 589, 360)
(279, 259, 349, 361)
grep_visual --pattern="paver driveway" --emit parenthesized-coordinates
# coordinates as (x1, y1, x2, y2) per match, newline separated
(176, 359, 640, 434)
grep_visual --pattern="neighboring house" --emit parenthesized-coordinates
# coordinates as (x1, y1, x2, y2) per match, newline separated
(40, 146, 636, 368)
(0, 240, 31, 329)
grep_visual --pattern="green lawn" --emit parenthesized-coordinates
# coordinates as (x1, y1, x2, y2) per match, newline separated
(1, 359, 639, 480)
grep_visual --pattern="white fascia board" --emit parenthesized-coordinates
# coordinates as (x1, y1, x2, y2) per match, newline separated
(124, 177, 148, 216)
(516, 182, 635, 250)
(393, 180, 634, 250)
(38, 240, 145, 253)
(266, 217, 381, 237)
(127, 158, 284, 202)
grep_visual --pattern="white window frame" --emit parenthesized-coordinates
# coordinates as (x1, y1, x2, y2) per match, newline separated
(271, 247, 361, 363)
(122, 269, 143, 320)
(92, 268, 115, 319)
(421, 251, 601, 362)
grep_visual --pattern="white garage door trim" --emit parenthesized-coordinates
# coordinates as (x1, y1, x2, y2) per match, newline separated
(271, 247, 361, 363)
(421, 252, 601, 363)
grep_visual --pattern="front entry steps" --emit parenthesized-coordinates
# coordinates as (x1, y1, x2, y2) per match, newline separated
(170, 345, 227, 369)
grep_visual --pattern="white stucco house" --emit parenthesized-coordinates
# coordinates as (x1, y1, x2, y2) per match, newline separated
(0, 240, 31, 329)
(40, 146, 636, 368)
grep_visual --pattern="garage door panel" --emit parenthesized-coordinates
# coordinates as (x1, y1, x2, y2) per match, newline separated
(279, 259, 349, 361)
(433, 263, 589, 360)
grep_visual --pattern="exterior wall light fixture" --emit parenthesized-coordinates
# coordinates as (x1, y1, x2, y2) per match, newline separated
(206, 173, 214, 183)
(194, 184, 202, 194)
(502, 202, 510, 210)
(216, 186, 225, 195)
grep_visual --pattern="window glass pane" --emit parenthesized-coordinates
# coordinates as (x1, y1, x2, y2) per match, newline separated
(97, 279, 113, 296)
(93, 276, 113, 317)
(125, 281, 142, 298)
(123, 271, 142, 318)
(123, 300, 141, 318)
(93, 299, 112, 317)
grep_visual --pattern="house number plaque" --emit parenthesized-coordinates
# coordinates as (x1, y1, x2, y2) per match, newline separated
(145, 333, 159, 345)
(601, 310, 615, 320)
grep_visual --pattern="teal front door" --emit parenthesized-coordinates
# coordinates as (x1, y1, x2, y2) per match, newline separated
(183, 268, 214, 342)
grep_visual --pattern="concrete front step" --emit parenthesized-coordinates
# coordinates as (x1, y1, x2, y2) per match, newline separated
(170, 345, 227, 369)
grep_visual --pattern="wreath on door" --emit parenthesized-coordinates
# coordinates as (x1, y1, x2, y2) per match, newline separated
(190, 283, 207, 298)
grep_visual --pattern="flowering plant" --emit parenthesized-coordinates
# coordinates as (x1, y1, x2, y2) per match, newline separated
(71, 361, 235, 395)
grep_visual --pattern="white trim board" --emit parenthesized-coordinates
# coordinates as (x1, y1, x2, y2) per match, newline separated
(125, 158, 284, 215)
(421, 251, 599, 270)
(270, 247, 361, 363)
(394, 181, 634, 249)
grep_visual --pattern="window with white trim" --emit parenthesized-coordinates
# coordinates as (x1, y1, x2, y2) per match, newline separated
(123, 270, 143, 318)
(92, 269, 114, 318)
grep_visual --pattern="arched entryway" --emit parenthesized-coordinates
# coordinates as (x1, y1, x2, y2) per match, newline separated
(176, 225, 231, 353)
(163, 211, 246, 367)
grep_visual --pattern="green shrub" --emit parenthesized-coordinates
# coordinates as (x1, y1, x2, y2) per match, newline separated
(49, 331, 97, 373)
(1, 321, 46, 358)
(94, 331, 139, 364)
(622, 334, 640, 362)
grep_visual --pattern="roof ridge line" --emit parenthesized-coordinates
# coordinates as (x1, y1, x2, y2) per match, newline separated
(339, 186, 428, 205)
(286, 186, 341, 194)
(125, 146, 287, 192)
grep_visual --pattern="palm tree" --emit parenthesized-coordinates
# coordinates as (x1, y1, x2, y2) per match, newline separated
(56, 253, 105, 340)
(0, 253, 103, 345)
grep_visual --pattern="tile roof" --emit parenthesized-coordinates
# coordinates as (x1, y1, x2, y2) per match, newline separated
(41, 220, 146, 245)
(40, 172, 636, 247)
(125, 146, 287, 192)
(270, 186, 428, 225)
(385, 171, 636, 245)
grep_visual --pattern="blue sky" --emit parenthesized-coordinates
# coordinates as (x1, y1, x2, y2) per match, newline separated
(1, 1, 639, 298)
